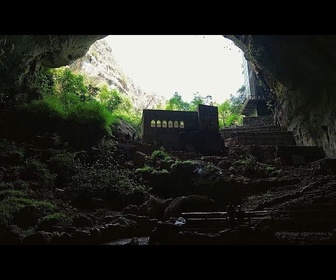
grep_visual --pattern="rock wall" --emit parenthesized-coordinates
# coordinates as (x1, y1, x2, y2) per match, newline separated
(69, 38, 165, 110)
(226, 35, 336, 157)
(0, 35, 105, 91)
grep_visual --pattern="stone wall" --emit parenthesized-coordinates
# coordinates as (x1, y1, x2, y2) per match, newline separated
(141, 109, 198, 147)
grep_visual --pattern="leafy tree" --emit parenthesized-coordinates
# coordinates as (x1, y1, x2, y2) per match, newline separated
(230, 85, 246, 114)
(190, 92, 204, 111)
(165, 92, 190, 111)
(218, 100, 231, 127)
(53, 68, 90, 101)
(217, 86, 245, 128)
(97, 84, 123, 112)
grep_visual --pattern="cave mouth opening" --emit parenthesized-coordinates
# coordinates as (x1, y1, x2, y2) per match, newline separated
(102, 35, 247, 106)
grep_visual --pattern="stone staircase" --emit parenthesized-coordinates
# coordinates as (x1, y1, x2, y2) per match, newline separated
(221, 116, 295, 146)
(221, 115, 326, 165)
(241, 99, 264, 116)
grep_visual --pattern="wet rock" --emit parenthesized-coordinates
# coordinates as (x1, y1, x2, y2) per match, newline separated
(90, 198, 106, 209)
(123, 214, 158, 235)
(65, 227, 77, 234)
(310, 158, 336, 175)
(99, 225, 110, 243)
(0, 225, 22, 244)
(218, 160, 231, 170)
(89, 228, 102, 245)
(139, 196, 173, 219)
(22, 231, 53, 245)
(73, 214, 93, 228)
(149, 221, 180, 245)
(112, 216, 138, 236)
(164, 195, 217, 219)
(51, 226, 64, 233)
(72, 230, 91, 245)
(126, 237, 139, 245)
(37, 218, 64, 232)
(49, 232, 62, 245)
(123, 205, 139, 215)
(104, 223, 123, 241)
(56, 232, 73, 245)
(13, 206, 40, 229)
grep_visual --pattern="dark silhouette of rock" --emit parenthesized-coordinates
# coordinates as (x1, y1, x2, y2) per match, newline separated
(122, 205, 139, 215)
(13, 205, 40, 229)
(134, 151, 147, 168)
(127, 237, 139, 245)
(164, 195, 217, 219)
(149, 221, 180, 245)
(56, 232, 73, 245)
(89, 227, 102, 245)
(22, 231, 53, 245)
(139, 195, 173, 219)
(0, 225, 22, 244)
(73, 214, 93, 228)
(72, 230, 91, 245)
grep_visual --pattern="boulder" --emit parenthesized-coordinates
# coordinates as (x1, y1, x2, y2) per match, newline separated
(164, 195, 217, 219)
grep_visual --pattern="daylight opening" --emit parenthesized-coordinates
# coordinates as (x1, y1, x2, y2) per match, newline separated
(104, 35, 245, 105)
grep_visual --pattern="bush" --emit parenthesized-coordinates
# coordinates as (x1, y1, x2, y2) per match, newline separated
(0, 194, 56, 226)
(20, 159, 55, 189)
(18, 93, 113, 148)
(47, 152, 77, 188)
(150, 148, 171, 163)
(0, 139, 25, 165)
(0, 189, 25, 200)
(39, 212, 73, 228)
(68, 158, 148, 210)
(136, 165, 155, 174)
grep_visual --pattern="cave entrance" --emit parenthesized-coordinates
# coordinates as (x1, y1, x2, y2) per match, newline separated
(104, 35, 246, 108)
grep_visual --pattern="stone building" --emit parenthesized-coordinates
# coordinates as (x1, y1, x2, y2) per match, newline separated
(141, 104, 224, 154)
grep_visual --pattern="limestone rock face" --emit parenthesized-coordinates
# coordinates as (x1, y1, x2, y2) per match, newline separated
(226, 35, 336, 157)
(69, 37, 165, 110)
(0, 35, 105, 91)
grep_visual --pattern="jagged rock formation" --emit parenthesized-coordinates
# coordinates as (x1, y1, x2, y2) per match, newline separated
(0, 35, 105, 91)
(69, 38, 165, 110)
(225, 35, 336, 157)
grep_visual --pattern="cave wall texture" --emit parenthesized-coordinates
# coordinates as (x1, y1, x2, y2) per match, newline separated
(0, 35, 106, 92)
(1, 35, 336, 157)
(225, 35, 336, 157)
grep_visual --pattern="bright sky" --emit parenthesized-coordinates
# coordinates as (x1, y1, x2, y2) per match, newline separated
(105, 35, 245, 104)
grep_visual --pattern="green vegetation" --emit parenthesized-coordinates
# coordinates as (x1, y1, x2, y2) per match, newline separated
(162, 86, 246, 128)
(39, 212, 73, 228)
(68, 139, 148, 210)
(12, 66, 247, 146)
(20, 159, 56, 189)
(218, 86, 245, 127)
(230, 156, 281, 178)
(150, 148, 171, 162)
(0, 191, 56, 226)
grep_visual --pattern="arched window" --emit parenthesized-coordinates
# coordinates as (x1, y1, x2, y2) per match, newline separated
(174, 121, 179, 128)
(157, 120, 161, 128)
(151, 120, 156, 127)
(180, 121, 184, 128)
(162, 120, 167, 128)
(168, 121, 173, 128)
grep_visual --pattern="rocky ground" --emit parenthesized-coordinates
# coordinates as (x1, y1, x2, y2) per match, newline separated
(1, 130, 336, 245)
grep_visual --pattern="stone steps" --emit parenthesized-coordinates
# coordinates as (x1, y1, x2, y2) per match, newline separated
(221, 125, 282, 132)
(223, 130, 296, 146)
(229, 145, 325, 165)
